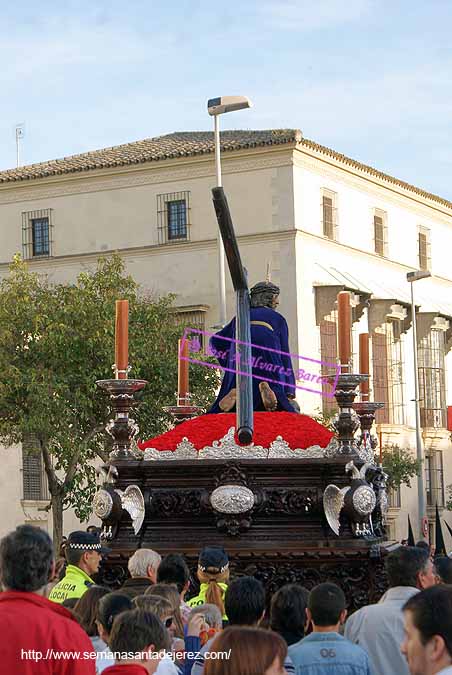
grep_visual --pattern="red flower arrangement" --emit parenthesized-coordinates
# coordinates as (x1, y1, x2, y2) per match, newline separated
(138, 412, 333, 453)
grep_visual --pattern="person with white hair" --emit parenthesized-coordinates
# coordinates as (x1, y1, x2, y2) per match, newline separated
(120, 548, 161, 598)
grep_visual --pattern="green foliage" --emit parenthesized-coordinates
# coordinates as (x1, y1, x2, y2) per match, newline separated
(379, 445, 422, 491)
(312, 411, 422, 493)
(0, 253, 219, 538)
(445, 485, 452, 511)
(312, 407, 337, 432)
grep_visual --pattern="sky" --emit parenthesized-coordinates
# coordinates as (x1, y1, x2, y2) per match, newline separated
(1, 0, 451, 199)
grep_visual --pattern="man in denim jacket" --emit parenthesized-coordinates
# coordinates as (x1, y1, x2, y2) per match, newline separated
(289, 583, 372, 675)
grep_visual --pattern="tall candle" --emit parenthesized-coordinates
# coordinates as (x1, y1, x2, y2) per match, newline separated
(359, 333, 370, 399)
(115, 300, 129, 380)
(337, 291, 351, 373)
(379, 430, 383, 465)
(178, 338, 189, 405)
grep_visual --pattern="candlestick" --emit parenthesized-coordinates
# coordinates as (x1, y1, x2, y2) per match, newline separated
(115, 300, 129, 380)
(326, 373, 368, 457)
(337, 291, 351, 373)
(353, 401, 384, 463)
(178, 338, 189, 405)
(359, 333, 370, 399)
(96, 378, 147, 459)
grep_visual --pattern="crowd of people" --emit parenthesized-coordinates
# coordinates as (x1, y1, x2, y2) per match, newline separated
(1, 525, 452, 674)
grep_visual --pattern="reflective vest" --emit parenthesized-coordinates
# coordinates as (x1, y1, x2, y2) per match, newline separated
(187, 582, 228, 621)
(48, 564, 94, 604)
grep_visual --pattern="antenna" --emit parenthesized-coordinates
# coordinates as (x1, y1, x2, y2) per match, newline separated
(15, 124, 25, 167)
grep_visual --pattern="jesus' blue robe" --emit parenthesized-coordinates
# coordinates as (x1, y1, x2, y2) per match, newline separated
(207, 306, 297, 414)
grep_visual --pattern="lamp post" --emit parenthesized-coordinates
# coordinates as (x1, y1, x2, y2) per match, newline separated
(207, 96, 252, 327)
(407, 269, 431, 540)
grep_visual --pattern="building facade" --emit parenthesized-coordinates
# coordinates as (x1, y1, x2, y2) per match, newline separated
(0, 129, 450, 545)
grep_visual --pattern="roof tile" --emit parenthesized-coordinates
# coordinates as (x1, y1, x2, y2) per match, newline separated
(0, 129, 450, 210)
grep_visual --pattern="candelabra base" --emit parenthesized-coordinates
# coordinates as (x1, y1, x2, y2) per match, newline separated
(353, 401, 385, 463)
(163, 405, 202, 425)
(328, 373, 369, 458)
(96, 379, 148, 460)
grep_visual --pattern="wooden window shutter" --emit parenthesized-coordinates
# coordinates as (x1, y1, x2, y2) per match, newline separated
(372, 331, 390, 423)
(22, 434, 44, 501)
(419, 232, 428, 270)
(322, 196, 334, 239)
(320, 319, 338, 413)
(374, 215, 384, 255)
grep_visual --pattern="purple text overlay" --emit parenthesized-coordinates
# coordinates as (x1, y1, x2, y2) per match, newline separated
(180, 328, 339, 398)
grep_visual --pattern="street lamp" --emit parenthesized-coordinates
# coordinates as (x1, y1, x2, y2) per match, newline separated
(407, 269, 431, 540)
(207, 96, 252, 326)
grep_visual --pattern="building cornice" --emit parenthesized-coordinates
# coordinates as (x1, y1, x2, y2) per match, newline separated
(1, 126, 451, 216)
(294, 141, 452, 217)
(296, 228, 452, 285)
(0, 147, 293, 206)
(0, 228, 296, 272)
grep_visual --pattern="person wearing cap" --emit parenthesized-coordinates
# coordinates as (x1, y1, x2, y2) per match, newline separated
(187, 547, 229, 622)
(207, 280, 298, 414)
(49, 530, 110, 604)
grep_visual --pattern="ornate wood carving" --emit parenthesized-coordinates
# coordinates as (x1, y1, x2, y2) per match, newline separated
(96, 455, 390, 610)
(149, 489, 207, 516)
(255, 488, 318, 515)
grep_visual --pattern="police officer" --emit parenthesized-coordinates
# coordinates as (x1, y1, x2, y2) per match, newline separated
(187, 547, 229, 622)
(49, 530, 110, 604)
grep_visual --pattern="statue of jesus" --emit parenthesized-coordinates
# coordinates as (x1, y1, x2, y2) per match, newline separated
(208, 281, 299, 414)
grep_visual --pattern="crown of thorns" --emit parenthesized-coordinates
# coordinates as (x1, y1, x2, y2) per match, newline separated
(250, 281, 280, 296)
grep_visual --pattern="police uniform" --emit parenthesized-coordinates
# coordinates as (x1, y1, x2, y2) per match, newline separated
(187, 581, 229, 621)
(49, 530, 110, 604)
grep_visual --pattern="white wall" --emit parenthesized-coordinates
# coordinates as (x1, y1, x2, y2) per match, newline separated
(0, 444, 86, 541)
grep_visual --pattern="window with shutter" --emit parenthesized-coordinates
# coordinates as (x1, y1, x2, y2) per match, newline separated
(157, 191, 190, 244)
(372, 321, 405, 425)
(167, 200, 187, 240)
(424, 452, 445, 512)
(320, 318, 338, 414)
(418, 329, 446, 428)
(22, 434, 48, 501)
(374, 215, 385, 255)
(372, 331, 390, 424)
(322, 196, 334, 239)
(418, 232, 428, 270)
(388, 486, 401, 508)
(22, 209, 53, 260)
(425, 455, 433, 506)
(23, 452, 44, 500)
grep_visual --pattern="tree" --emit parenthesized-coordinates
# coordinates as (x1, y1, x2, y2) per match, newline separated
(379, 445, 422, 491)
(0, 254, 219, 549)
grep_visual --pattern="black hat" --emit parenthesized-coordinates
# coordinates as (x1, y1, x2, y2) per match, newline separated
(67, 530, 111, 556)
(198, 546, 229, 573)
